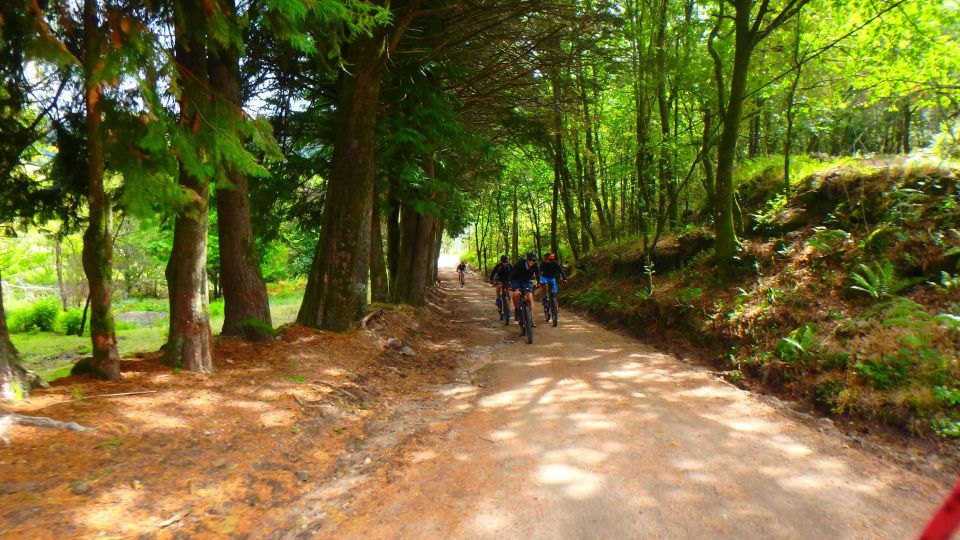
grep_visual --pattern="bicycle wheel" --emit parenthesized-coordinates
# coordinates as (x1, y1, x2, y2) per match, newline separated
(503, 294, 511, 325)
(519, 305, 526, 336)
(524, 303, 534, 344)
(550, 293, 558, 327)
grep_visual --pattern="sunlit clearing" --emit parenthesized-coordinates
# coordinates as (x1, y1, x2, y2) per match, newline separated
(536, 463, 601, 499)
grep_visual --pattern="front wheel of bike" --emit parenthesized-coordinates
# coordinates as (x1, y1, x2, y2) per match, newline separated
(524, 304, 534, 344)
(550, 294, 558, 327)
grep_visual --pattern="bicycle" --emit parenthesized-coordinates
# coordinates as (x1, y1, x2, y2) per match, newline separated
(498, 286, 511, 325)
(517, 285, 534, 344)
(458, 270, 465, 288)
(542, 282, 559, 327)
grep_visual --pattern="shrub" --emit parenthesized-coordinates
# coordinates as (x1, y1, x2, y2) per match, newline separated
(5, 308, 29, 333)
(7, 297, 62, 333)
(849, 261, 920, 300)
(60, 308, 84, 335)
(854, 354, 911, 390)
(806, 227, 849, 254)
(776, 323, 819, 362)
(677, 287, 703, 304)
(209, 299, 225, 317)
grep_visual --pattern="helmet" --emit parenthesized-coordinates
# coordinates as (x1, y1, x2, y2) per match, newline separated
(500, 255, 509, 263)
(526, 251, 537, 261)
(546, 253, 556, 261)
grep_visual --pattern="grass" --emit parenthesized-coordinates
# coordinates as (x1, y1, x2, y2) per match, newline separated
(12, 290, 305, 381)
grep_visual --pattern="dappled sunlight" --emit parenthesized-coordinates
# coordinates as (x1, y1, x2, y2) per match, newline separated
(436, 305, 940, 539)
(536, 463, 603, 499)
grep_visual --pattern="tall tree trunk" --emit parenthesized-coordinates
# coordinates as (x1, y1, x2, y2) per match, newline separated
(394, 204, 437, 305)
(901, 97, 912, 154)
(54, 234, 67, 309)
(0, 272, 30, 402)
(578, 59, 608, 240)
(559, 155, 581, 264)
(429, 219, 444, 285)
(551, 163, 560, 254)
(572, 132, 594, 252)
(81, 0, 121, 380)
(654, 0, 671, 240)
(209, 4, 273, 340)
(165, 10, 213, 372)
(386, 194, 400, 294)
(297, 28, 385, 330)
(511, 181, 519, 260)
(528, 191, 542, 256)
(783, 12, 802, 202)
(700, 106, 717, 215)
(370, 202, 390, 303)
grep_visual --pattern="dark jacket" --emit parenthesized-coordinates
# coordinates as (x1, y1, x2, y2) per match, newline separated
(509, 259, 539, 283)
(539, 260, 566, 280)
(490, 263, 511, 284)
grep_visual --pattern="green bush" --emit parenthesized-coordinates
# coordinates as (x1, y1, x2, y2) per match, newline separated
(60, 308, 84, 335)
(677, 287, 703, 304)
(854, 354, 911, 390)
(776, 323, 819, 362)
(7, 297, 62, 333)
(209, 299, 225, 317)
(5, 308, 29, 333)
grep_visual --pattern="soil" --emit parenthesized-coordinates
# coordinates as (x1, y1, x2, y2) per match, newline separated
(1, 266, 952, 538)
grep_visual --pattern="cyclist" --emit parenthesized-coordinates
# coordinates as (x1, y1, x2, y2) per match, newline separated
(489, 255, 512, 302)
(509, 251, 539, 326)
(456, 261, 467, 286)
(539, 253, 567, 321)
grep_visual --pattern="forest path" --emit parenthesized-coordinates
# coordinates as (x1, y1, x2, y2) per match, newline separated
(325, 266, 945, 539)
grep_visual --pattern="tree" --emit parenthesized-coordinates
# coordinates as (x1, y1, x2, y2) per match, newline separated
(712, 0, 811, 280)
(80, 0, 121, 380)
(163, 0, 215, 371)
(297, 15, 390, 329)
(209, 0, 273, 341)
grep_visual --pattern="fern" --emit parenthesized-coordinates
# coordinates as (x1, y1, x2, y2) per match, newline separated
(849, 261, 921, 301)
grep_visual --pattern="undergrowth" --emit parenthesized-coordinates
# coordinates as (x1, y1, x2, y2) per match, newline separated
(567, 158, 960, 439)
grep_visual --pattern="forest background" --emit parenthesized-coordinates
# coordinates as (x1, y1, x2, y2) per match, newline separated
(2, 0, 959, 437)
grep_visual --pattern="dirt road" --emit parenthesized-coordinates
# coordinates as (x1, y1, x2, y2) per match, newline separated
(319, 268, 947, 539)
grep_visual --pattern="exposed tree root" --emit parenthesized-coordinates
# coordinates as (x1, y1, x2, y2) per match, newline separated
(0, 413, 93, 445)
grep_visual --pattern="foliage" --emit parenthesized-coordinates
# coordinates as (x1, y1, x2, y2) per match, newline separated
(7, 297, 62, 333)
(848, 262, 918, 300)
(806, 227, 849, 254)
(776, 323, 819, 362)
(60, 308, 84, 336)
(677, 287, 703, 304)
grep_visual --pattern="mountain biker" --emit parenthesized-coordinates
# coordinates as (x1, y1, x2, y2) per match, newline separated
(510, 251, 539, 326)
(489, 255, 512, 303)
(539, 253, 567, 320)
(456, 261, 467, 279)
